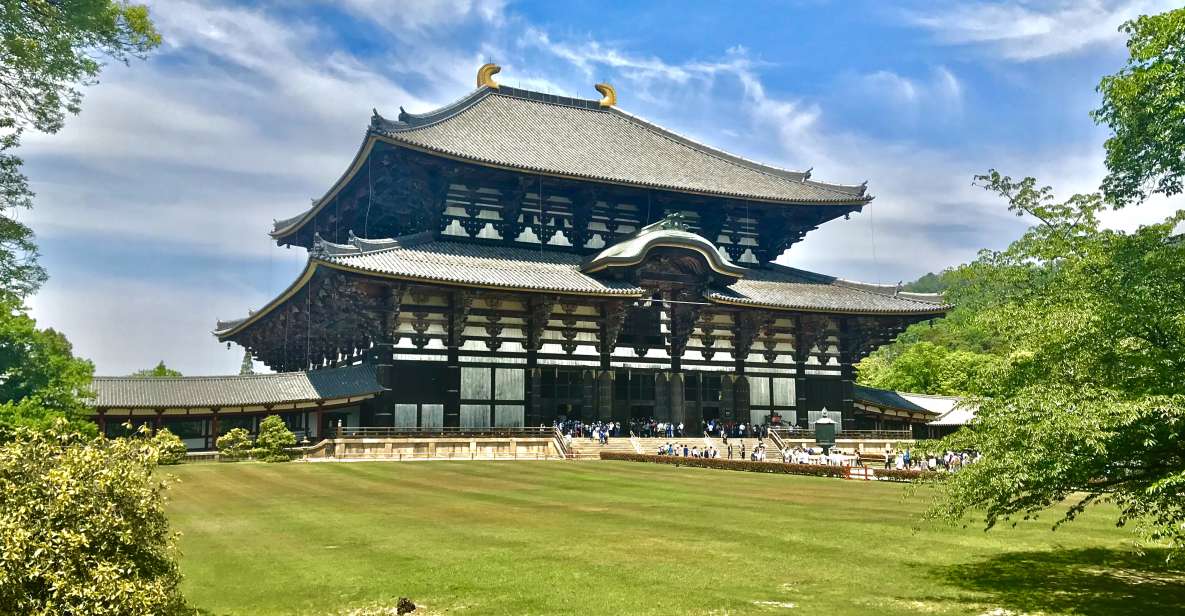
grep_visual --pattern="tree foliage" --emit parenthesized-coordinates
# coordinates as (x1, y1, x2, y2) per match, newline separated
(254, 415, 295, 463)
(215, 427, 251, 462)
(0, 0, 160, 303)
(130, 361, 182, 378)
(1094, 7, 1185, 207)
(0, 420, 191, 614)
(0, 300, 95, 439)
(927, 171, 1185, 551)
(152, 427, 186, 465)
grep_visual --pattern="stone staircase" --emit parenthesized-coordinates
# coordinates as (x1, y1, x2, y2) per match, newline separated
(711, 437, 782, 461)
(565, 435, 639, 459)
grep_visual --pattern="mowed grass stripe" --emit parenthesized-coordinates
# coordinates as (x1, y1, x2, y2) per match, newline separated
(164, 460, 1158, 616)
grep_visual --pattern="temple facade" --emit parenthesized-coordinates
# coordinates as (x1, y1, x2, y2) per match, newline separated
(90, 66, 947, 446)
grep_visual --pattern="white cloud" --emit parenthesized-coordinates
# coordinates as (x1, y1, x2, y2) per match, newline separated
(903, 0, 1179, 61)
(335, 0, 508, 32)
(22, 0, 1174, 377)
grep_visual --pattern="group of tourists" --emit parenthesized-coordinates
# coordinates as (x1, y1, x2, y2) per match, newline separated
(629, 419, 685, 438)
(554, 419, 622, 443)
(655, 442, 721, 458)
(883, 448, 980, 471)
(697, 419, 769, 440)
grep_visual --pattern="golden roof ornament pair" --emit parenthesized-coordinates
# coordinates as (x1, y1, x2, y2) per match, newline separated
(477, 63, 615, 107)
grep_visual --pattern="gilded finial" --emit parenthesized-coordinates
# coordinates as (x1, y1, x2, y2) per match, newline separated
(477, 63, 501, 89)
(595, 83, 616, 107)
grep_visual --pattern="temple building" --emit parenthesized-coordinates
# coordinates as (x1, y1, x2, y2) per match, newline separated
(90, 66, 947, 447)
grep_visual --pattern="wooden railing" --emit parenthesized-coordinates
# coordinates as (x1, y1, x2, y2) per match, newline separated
(769, 428, 915, 441)
(552, 426, 571, 459)
(332, 426, 554, 438)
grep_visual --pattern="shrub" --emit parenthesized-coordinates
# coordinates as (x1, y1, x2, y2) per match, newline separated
(0, 420, 192, 615)
(216, 427, 252, 461)
(254, 415, 296, 463)
(599, 452, 942, 483)
(153, 428, 188, 465)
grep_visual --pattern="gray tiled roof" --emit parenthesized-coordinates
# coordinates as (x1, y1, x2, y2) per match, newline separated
(708, 264, 948, 315)
(853, 384, 936, 414)
(372, 86, 870, 205)
(317, 236, 943, 314)
(90, 364, 382, 410)
(320, 234, 645, 296)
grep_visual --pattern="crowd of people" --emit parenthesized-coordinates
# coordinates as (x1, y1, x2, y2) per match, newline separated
(883, 448, 980, 471)
(628, 417, 773, 440)
(553, 419, 622, 444)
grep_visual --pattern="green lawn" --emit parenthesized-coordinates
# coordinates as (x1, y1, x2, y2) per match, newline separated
(165, 461, 1183, 615)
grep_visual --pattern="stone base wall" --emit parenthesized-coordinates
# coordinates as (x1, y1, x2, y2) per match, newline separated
(306, 437, 560, 461)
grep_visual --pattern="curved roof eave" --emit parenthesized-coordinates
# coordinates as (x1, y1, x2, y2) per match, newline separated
(214, 255, 647, 341)
(271, 85, 875, 242)
(705, 293, 950, 317)
(582, 233, 747, 278)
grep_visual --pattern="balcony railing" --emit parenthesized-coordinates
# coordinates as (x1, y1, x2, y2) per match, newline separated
(332, 426, 555, 439)
(770, 427, 914, 441)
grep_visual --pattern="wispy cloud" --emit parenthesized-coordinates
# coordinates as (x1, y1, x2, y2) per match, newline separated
(902, 0, 1177, 61)
(19, 0, 1174, 375)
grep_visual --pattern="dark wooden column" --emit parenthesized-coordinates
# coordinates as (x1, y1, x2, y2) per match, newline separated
(153, 409, 163, 434)
(654, 372, 670, 421)
(209, 409, 220, 451)
(444, 290, 472, 428)
(794, 314, 809, 428)
(732, 312, 758, 426)
(371, 283, 403, 427)
(97, 410, 107, 438)
(598, 301, 626, 423)
(837, 317, 857, 429)
(525, 296, 554, 427)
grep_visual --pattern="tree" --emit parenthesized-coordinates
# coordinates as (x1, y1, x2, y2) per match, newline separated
(927, 170, 1185, 551)
(253, 415, 295, 463)
(1094, 7, 1185, 207)
(238, 350, 254, 375)
(130, 361, 182, 378)
(0, 420, 191, 614)
(152, 427, 186, 465)
(0, 300, 95, 439)
(215, 427, 251, 462)
(0, 1, 160, 303)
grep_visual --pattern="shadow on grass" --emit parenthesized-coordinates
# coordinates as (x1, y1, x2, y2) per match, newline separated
(934, 547, 1185, 615)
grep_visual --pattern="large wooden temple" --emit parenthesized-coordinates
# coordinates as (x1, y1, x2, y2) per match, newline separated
(90, 66, 947, 447)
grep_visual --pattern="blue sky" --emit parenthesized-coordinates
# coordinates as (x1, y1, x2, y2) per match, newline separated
(18, 0, 1182, 375)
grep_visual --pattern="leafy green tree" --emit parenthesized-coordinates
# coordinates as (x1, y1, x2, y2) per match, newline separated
(901, 272, 948, 293)
(254, 415, 296, 463)
(152, 427, 187, 465)
(238, 350, 254, 375)
(928, 171, 1185, 551)
(0, 300, 95, 439)
(1094, 7, 1185, 207)
(131, 361, 182, 378)
(0, 420, 191, 614)
(859, 342, 996, 396)
(215, 427, 252, 462)
(0, 1, 160, 303)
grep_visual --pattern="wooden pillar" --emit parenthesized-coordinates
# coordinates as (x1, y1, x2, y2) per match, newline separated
(153, 409, 163, 434)
(97, 410, 107, 438)
(734, 374, 750, 427)
(596, 370, 614, 422)
(210, 410, 220, 451)
(669, 371, 687, 432)
(794, 315, 809, 428)
(654, 372, 670, 421)
(313, 405, 324, 439)
(838, 317, 856, 431)
(444, 291, 470, 428)
(527, 368, 543, 426)
(721, 376, 735, 422)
